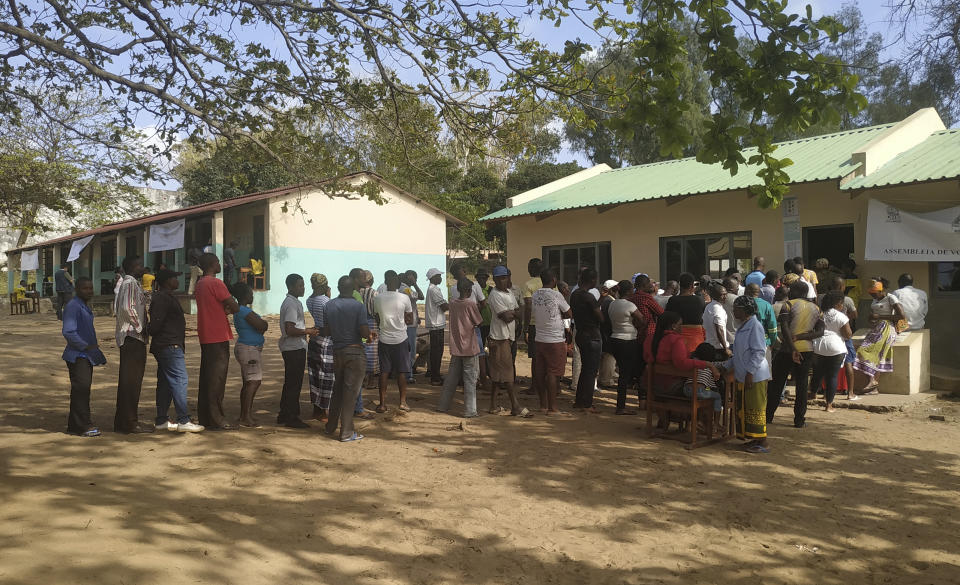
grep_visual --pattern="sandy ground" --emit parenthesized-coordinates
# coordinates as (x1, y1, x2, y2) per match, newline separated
(1, 308, 959, 585)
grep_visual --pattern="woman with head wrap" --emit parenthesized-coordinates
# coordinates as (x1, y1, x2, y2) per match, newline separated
(723, 294, 772, 453)
(852, 278, 906, 393)
(306, 273, 334, 420)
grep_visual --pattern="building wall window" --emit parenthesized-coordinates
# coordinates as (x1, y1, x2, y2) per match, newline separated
(933, 262, 960, 295)
(543, 242, 611, 286)
(660, 232, 752, 283)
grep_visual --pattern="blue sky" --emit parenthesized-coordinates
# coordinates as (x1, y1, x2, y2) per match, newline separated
(148, 0, 922, 188)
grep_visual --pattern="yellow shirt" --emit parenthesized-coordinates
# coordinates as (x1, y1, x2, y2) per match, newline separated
(13, 286, 26, 302)
(142, 273, 155, 292)
(522, 276, 542, 326)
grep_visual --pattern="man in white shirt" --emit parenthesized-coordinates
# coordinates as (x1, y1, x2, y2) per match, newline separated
(487, 265, 526, 415)
(531, 269, 572, 414)
(449, 262, 486, 308)
(278, 273, 319, 429)
(375, 270, 415, 411)
(425, 268, 448, 385)
(894, 273, 928, 330)
(654, 280, 678, 309)
(703, 282, 732, 359)
(722, 276, 740, 345)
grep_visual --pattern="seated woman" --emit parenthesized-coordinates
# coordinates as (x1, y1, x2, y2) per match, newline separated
(643, 311, 720, 396)
(853, 278, 906, 393)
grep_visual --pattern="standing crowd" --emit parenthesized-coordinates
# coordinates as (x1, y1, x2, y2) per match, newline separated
(57, 252, 928, 452)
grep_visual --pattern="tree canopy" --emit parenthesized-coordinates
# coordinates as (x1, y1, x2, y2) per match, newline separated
(0, 0, 867, 208)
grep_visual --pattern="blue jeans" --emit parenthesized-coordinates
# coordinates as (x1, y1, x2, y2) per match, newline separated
(683, 382, 723, 412)
(155, 346, 190, 424)
(406, 325, 418, 381)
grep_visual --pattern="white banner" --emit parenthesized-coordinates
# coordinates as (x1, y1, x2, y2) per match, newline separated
(866, 199, 960, 261)
(148, 219, 185, 252)
(67, 235, 94, 262)
(20, 249, 39, 271)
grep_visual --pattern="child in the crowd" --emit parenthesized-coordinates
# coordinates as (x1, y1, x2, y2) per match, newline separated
(684, 343, 725, 416)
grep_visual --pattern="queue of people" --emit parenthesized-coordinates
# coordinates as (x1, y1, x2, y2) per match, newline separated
(58, 251, 929, 451)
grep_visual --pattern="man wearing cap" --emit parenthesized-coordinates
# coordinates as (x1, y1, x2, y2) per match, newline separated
(425, 268, 448, 385)
(487, 265, 525, 415)
(149, 268, 204, 432)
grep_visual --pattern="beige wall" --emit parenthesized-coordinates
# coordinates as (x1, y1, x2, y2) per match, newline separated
(504, 179, 960, 366)
(269, 178, 447, 255)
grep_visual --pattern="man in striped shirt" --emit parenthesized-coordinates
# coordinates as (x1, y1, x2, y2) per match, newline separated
(114, 255, 150, 433)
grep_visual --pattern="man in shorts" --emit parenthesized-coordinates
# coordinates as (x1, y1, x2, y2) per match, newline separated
(375, 270, 414, 412)
(486, 265, 527, 416)
(531, 268, 571, 415)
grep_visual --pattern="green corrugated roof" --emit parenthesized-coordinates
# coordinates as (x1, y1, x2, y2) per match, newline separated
(840, 128, 960, 190)
(482, 122, 896, 221)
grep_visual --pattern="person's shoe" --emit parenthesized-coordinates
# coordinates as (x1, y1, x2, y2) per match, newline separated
(206, 423, 235, 431)
(125, 425, 154, 434)
(794, 421, 807, 428)
(155, 421, 178, 431)
(177, 422, 204, 433)
(284, 418, 311, 429)
(81, 427, 101, 437)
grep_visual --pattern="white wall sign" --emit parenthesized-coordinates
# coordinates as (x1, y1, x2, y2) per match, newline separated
(865, 198, 960, 261)
(20, 249, 39, 271)
(148, 219, 185, 252)
(67, 235, 94, 262)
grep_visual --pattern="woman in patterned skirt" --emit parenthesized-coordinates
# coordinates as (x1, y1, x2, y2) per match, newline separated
(306, 273, 334, 421)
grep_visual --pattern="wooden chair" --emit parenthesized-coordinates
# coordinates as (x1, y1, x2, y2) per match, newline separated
(8, 292, 29, 315)
(644, 362, 734, 450)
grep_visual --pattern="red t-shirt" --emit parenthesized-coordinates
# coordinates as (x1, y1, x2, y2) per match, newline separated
(195, 277, 233, 344)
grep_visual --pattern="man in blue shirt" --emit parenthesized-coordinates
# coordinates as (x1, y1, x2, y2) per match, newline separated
(744, 256, 766, 289)
(54, 263, 75, 320)
(321, 275, 370, 442)
(62, 277, 106, 436)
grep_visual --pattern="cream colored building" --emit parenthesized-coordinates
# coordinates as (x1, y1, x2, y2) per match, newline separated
(483, 110, 960, 367)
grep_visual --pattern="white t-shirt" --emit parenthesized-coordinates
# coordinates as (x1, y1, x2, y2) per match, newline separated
(608, 298, 639, 340)
(871, 293, 901, 318)
(374, 290, 413, 344)
(450, 281, 485, 306)
(893, 286, 927, 330)
(532, 288, 570, 343)
(703, 300, 730, 350)
(723, 293, 739, 338)
(654, 294, 671, 309)
(487, 288, 519, 341)
(278, 295, 307, 352)
(814, 308, 849, 356)
(425, 284, 446, 330)
(800, 277, 817, 300)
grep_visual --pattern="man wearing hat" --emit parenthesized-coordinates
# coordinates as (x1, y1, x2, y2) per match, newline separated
(486, 265, 527, 415)
(149, 268, 204, 432)
(424, 268, 449, 385)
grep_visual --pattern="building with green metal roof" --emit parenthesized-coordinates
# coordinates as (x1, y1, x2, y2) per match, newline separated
(483, 108, 960, 369)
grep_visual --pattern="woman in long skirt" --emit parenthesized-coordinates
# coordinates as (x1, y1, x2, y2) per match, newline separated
(853, 278, 906, 392)
(725, 295, 773, 453)
(305, 274, 334, 420)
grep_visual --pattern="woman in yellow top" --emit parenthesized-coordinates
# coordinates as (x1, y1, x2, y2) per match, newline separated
(141, 268, 156, 292)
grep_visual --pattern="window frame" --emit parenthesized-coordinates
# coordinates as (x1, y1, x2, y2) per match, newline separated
(931, 261, 960, 297)
(541, 241, 612, 286)
(659, 231, 752, 283)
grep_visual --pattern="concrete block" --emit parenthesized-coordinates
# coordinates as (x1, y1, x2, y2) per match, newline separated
(852, 328, 931, 395)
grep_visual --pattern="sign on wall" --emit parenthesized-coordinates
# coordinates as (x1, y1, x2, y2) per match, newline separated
(865, 198, 960, 261)
(782, 196, 802, 260)
(20, 249, 39, 271)
(148, 218, 185, 252)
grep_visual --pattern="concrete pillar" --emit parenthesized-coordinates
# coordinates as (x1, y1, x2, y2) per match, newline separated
(6, 253, 15, 294)
(116, 232, 124, 270)
(36, 248, 45, 296)
(143, 227, 150, 263)
(212, 211, 225, 262)
(92, 236, 101, 290)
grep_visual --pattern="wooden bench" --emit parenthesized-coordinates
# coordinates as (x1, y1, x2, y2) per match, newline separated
(644, 363, 734, 450)
(8, 293, 30, 315)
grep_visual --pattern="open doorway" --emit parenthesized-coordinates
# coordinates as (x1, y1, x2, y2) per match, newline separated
(803, 224, 854, 268)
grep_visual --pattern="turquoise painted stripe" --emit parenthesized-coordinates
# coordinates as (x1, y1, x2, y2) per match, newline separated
(249, 246, 446, 316)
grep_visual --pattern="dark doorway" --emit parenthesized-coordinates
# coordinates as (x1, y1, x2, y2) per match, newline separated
(803, 224, 854, 268)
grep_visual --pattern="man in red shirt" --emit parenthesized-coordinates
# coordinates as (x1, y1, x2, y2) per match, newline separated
(195, 253, 239, 430)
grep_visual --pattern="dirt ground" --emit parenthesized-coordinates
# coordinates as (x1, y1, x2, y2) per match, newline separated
(1, 308, 959, 585)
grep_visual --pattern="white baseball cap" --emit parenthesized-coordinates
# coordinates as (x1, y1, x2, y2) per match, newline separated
(426, 268, 442, 278)
(603, 279, 619, 290)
